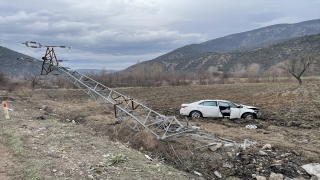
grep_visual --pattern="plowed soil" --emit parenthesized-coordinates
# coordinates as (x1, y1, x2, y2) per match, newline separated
(1, 81, 320, 179)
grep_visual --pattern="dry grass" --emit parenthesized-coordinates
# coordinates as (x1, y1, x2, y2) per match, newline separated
(133, 129, 157, 150)
(16, 86, 33, 97)
(2, 82, 318, 179)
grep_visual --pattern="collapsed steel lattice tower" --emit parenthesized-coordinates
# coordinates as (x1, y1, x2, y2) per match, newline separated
(22, 43, 242, 148)
(55, 65, 195, 140)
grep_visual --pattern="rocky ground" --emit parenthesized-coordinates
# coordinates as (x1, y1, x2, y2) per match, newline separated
(0, 90, 193, 180)
(0, 81, 320, 179)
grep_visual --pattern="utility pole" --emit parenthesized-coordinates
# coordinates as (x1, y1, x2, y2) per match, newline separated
(22, 41, 70, 75)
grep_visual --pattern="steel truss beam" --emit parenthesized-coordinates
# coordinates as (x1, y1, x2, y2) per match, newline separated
(50, 65, 194, 140)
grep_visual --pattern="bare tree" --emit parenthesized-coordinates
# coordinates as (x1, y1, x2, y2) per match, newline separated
(0, 72, 8, 86)
(281, 54, 318, 85)
(25, 75, 41, 90)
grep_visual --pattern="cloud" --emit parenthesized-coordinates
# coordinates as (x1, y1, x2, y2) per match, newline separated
(0, 0, 319, 70)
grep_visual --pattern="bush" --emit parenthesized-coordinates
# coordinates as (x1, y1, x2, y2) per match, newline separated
(0, 72, 8, 87)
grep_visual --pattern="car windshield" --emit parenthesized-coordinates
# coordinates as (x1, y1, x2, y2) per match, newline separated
(228, 101, 238, 108)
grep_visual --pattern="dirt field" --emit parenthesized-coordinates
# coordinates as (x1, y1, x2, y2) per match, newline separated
(0, 81, 320, 179)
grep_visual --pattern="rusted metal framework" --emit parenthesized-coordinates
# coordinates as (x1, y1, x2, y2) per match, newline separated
(41, 47, 59, 75)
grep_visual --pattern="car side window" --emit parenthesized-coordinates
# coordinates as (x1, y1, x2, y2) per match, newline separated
(218, 101, 229, 107)
(202, 101, 217, 106)
(228, 101, 238, 108)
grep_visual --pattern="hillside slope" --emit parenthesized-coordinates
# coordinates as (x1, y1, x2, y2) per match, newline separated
(125, 19, 320, 73)
(129, 33, 320, 73)
(0, 46, 42, 78)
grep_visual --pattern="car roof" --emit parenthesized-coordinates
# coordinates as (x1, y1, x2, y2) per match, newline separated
(192, 100, 229, 103)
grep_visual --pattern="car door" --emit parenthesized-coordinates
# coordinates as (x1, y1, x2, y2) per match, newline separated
(228, 101, 241, 119)
(197, 101, 219, 117)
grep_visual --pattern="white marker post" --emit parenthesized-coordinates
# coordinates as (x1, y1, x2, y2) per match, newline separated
(2, 101, 10, 119)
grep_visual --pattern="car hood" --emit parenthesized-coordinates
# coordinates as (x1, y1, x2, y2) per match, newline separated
(239, 104, 259, 110)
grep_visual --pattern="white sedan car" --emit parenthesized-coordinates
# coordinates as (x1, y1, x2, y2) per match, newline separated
(180, 100, 262, 120)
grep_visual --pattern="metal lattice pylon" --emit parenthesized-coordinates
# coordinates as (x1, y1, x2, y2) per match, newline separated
(23, 44, 243, 148)
(53, 66, 195, 139)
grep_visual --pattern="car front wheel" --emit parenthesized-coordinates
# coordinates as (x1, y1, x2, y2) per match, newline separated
(243, 113, 254, 120)
(190, 111, 202, 118)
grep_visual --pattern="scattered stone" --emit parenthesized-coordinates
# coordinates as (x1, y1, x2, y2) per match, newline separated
(261, 143, 272, 150)
(252, 174, 257, 178)
(194, 171, 202, 176)
(214, 170, 222, 178)
(209, 143, 222, 152)
(72, 120, 76, 124)
(292, 150, 300, 156)
(246, 164, 255, 169)
(256, 175, 267, 180)
(300, 124, 312, 129)
(191, 126, 200, 130)
(301, 163, 320, 179)
(259, 150, 268, 156)
(310, 175, 318, 180)
(66, 119, 71, 122)
(283, 177, 292, 180)
(245, 124, 257, 129)
(52, 169, 57, 173)
(41, 105, 48, 110)
(223, 162, 232, 168)
(145, 154, 152, 161)
(269, 172, 284, 180)
(227, 152, 234, 157)
(87, 174, 94, 179)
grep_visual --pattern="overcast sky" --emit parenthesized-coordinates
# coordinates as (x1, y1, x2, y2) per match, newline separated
(1, 0, 319, 70)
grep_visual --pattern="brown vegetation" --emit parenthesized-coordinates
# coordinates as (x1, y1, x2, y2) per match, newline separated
(1, 80, 320, 179)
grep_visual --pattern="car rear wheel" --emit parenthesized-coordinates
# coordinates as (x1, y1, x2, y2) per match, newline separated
(190, 111, 202, 118)
(243, 113, 254, 120)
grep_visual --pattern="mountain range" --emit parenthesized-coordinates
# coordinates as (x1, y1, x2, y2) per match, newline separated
(0, 46, 43, 78)
(126, 19, 320, 73)
(1, 19, 320, 78)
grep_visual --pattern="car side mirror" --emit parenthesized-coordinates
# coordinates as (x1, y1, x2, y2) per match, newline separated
(238, 105, 243, 108)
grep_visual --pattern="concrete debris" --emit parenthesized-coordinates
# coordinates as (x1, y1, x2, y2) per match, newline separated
(259, 150, 268, 156)
(222, 162, 232, 168)
(255, 175, 267, 180)
(245, 124, 257, 129)
(269, 172, 284, 180)
(145, 154, 152, 161)
(87, 174, 94, 179)
(191, 126, 200, 130)
(214, 170, 222, 178)
(209, 143, 222, 152)
(301, 163, 320, 179)
(261, 143, 272, 150)
(194, 171, 202, 176)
